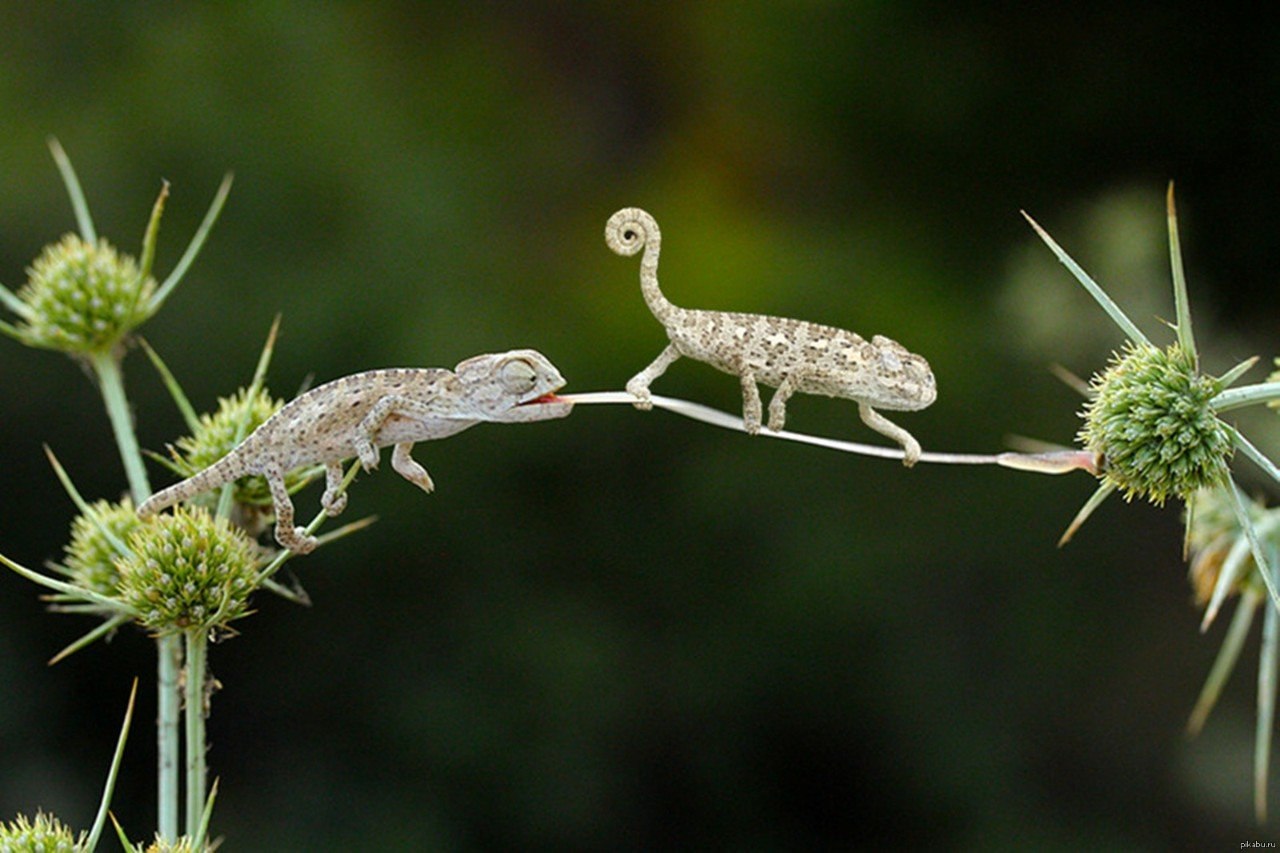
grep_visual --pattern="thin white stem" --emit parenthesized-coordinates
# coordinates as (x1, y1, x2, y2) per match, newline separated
(561, 391, 1093, 473)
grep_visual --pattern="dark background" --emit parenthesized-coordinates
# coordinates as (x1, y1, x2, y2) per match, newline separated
(2, 4, 1279, 849)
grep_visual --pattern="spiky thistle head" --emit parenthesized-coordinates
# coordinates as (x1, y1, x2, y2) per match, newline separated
(117, 505, 259, 635)
(1079, 342, 1232, 506)
(57, 497, 142, 598)
(0, 811, 84, 851)
(7, 234, 155, 354)
(168, 386, 296, 511)
(1185, 485, 1270, 606)
(0, 141, 231, 359)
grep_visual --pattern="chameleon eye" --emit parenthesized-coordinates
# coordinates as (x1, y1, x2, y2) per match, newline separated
(499, 358, 537, 393)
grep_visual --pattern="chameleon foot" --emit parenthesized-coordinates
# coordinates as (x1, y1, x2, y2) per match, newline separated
(859, 403, 921, 467)
(321, 489, 348, 517)
(624, 379, 655, 411)
(898, 435, 922, 468)
(275, 525, 318, 554)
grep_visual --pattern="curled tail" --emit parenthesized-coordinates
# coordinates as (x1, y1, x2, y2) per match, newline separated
(136, 452, 250, 518)
(605, 208, 677, 324)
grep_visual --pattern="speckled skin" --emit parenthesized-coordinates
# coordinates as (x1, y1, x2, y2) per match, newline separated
(606, 208, 936, 465)
(138, 350, 571, 553)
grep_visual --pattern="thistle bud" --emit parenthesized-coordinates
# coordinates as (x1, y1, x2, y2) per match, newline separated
(11, 234, 154, 354)
(1079, 343, 1232, 505)
(0, 811, 83, 852)
(118, 506, 258, 635)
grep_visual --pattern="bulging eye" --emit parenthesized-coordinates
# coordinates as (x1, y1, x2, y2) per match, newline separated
(500, 358, 537, 393)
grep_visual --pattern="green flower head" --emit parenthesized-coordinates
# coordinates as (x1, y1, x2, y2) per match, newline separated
(170, 387, 294, 510)
(9, 234, 154, 354)
(0, 140, 231, 358)
(118, 505, 259, 635)
(0, 811, 83, 852)
(58, 497, 142, 598)
(1079, 342, 1232, 505)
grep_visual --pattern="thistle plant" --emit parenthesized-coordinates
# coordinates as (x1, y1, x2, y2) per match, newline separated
(164, 387, 291, 512)
(0, 140, 231, 503)
(1025, 184, 1280, 821)
(0, 143, 366, 847)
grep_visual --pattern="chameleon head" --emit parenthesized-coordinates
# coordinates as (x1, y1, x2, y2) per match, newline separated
(863, 337, 937, 412)
(454, 349, 574, 422)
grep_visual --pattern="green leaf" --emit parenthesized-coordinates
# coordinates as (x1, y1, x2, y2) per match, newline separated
(1022, 210, 1152, 347)
(48, 137, 96, 242)
(149, 172, 233, 314)
(1166, 183, 1198, 365)
(1188, 590, 1259, 735)
(85, 679, 138, 852)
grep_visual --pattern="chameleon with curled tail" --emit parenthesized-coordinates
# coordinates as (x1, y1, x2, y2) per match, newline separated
(605, 207, 936, 465)
(138, 349, 573, 553)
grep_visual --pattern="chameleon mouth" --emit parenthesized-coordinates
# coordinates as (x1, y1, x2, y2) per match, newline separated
(522, 393, 567, 406)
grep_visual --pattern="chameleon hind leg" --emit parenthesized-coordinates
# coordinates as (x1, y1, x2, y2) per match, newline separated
(858, 403, 922, 468)
(266, 468, 318, 554)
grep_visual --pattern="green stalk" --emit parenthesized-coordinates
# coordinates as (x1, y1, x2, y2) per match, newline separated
(87, 348, 181, 840)
(184, 628, 209, 838)
(157, 635, 182, 841)
(89, 351, 151, 502)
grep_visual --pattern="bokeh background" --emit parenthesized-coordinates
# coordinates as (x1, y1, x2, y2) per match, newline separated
(2, 4, 1279, 849)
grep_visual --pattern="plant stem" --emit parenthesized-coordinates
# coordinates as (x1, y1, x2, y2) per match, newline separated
(184, 628, 209, 838)
(89, 351, 151, 503)
(87, 348, 180, 840)
(157, 635, 182, 841)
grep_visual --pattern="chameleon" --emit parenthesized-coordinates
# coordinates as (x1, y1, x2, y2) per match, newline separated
(605, 207, 936, 465)
(137, 349, 573, 553)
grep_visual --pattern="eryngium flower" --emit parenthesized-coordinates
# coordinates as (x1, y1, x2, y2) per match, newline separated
(118, 506, 258, 634)
(1079, 342, 1232, 505)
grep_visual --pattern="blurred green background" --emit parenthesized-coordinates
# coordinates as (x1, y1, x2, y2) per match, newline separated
(2, 3, 1279, 849)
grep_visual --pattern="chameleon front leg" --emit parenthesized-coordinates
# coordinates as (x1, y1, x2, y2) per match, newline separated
(320, 461, 347, 516)
(766, 373, 802, 433)
(265, 468, 318, 554)
(739, 370, 763, 435)
(626, 343, 681, 410)
(353, 394, 440, 471)
(391, 442, 435, 494)
(858, 402, 922, 468)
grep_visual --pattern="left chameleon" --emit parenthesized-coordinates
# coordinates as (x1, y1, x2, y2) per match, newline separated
(138, 349, 573, 554)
